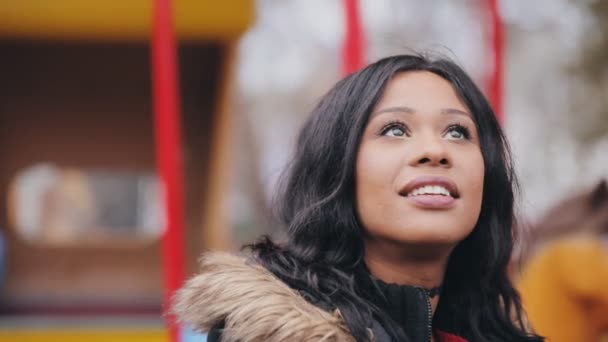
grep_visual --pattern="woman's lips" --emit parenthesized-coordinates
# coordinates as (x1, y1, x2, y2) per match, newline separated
(399, 175, 460, 209)
(399, 175, 460, 198)
(406, 194, 456, 209)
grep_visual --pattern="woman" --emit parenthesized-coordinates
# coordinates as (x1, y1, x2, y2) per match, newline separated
(173, 54, 543, 342)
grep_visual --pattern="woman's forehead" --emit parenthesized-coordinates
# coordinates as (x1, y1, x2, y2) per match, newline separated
(375, 71, 469, 114)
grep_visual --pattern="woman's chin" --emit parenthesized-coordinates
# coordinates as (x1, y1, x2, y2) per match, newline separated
(386, 225, 473, 247)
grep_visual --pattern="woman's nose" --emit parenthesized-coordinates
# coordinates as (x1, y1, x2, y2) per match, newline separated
(410, 135, 451, 167)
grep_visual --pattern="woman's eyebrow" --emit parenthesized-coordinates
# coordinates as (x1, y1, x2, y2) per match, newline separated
(371, 106, 415, 117)
(372, 106, 472, 119)
(440, 108, 473, 119)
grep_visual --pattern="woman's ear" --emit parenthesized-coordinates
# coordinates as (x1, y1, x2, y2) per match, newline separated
(590, 179, 608, 209)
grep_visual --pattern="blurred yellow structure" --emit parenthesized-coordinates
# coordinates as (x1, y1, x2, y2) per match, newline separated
(0, 328, 167, 342)
(0, 1, 252, 41)
(0, 1, 253, 341)
(518, 237, 608, 342)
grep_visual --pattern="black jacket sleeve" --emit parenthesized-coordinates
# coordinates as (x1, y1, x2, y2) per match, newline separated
(206, 321, 225, 342)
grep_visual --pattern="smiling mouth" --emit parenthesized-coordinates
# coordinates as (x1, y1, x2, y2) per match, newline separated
(405, 184, 452, 197)
(399, 176, 460, 199)
(398, 176, 460, 208)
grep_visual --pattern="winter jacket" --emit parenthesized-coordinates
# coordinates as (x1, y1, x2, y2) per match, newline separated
(173, 252, 467, 342)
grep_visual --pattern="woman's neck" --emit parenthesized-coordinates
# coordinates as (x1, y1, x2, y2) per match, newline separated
(364, 239, 453, 315)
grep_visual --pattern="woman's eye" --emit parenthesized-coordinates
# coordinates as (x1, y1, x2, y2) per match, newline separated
(385, 127, 406, 137)
(444, 125, 470, 140)
(380, 122, 408, 137)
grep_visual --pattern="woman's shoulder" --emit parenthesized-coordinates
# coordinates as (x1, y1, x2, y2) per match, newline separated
(172, 252, 354, 341)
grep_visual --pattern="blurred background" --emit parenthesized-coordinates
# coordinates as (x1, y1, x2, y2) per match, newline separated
(0, 0, 606, 341)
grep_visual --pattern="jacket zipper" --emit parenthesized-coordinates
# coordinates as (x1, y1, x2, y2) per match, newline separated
(422, 288, 432, 342)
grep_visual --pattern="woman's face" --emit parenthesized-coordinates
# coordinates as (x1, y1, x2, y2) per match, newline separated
(356, 71, 484, 247)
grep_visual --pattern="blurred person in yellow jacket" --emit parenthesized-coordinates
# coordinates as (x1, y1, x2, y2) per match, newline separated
(518, 180, 608, 341)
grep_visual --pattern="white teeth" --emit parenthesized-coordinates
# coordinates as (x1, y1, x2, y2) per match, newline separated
(407, 185, 451, 197)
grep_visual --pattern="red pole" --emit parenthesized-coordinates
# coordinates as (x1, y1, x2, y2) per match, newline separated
(488, 0, 504, 123)
(341, 0, 365, 76)
(151, 0, 185, 341)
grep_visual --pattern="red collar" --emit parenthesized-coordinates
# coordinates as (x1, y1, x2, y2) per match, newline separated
(435, 330, 468, 342)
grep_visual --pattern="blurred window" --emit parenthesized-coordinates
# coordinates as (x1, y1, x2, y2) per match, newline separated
(8, 163, 164, 246)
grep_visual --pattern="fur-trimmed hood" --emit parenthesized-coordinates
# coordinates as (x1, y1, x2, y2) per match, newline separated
(172, 252, 355, 342)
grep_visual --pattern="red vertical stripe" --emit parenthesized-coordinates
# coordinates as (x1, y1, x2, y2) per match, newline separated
(151, 0, 185, 341)
(341, 0, 365, 76)
(488, 0, 504, 123)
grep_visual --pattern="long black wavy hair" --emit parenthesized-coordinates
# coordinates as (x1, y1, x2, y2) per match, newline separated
(247, 54, 543, 341)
